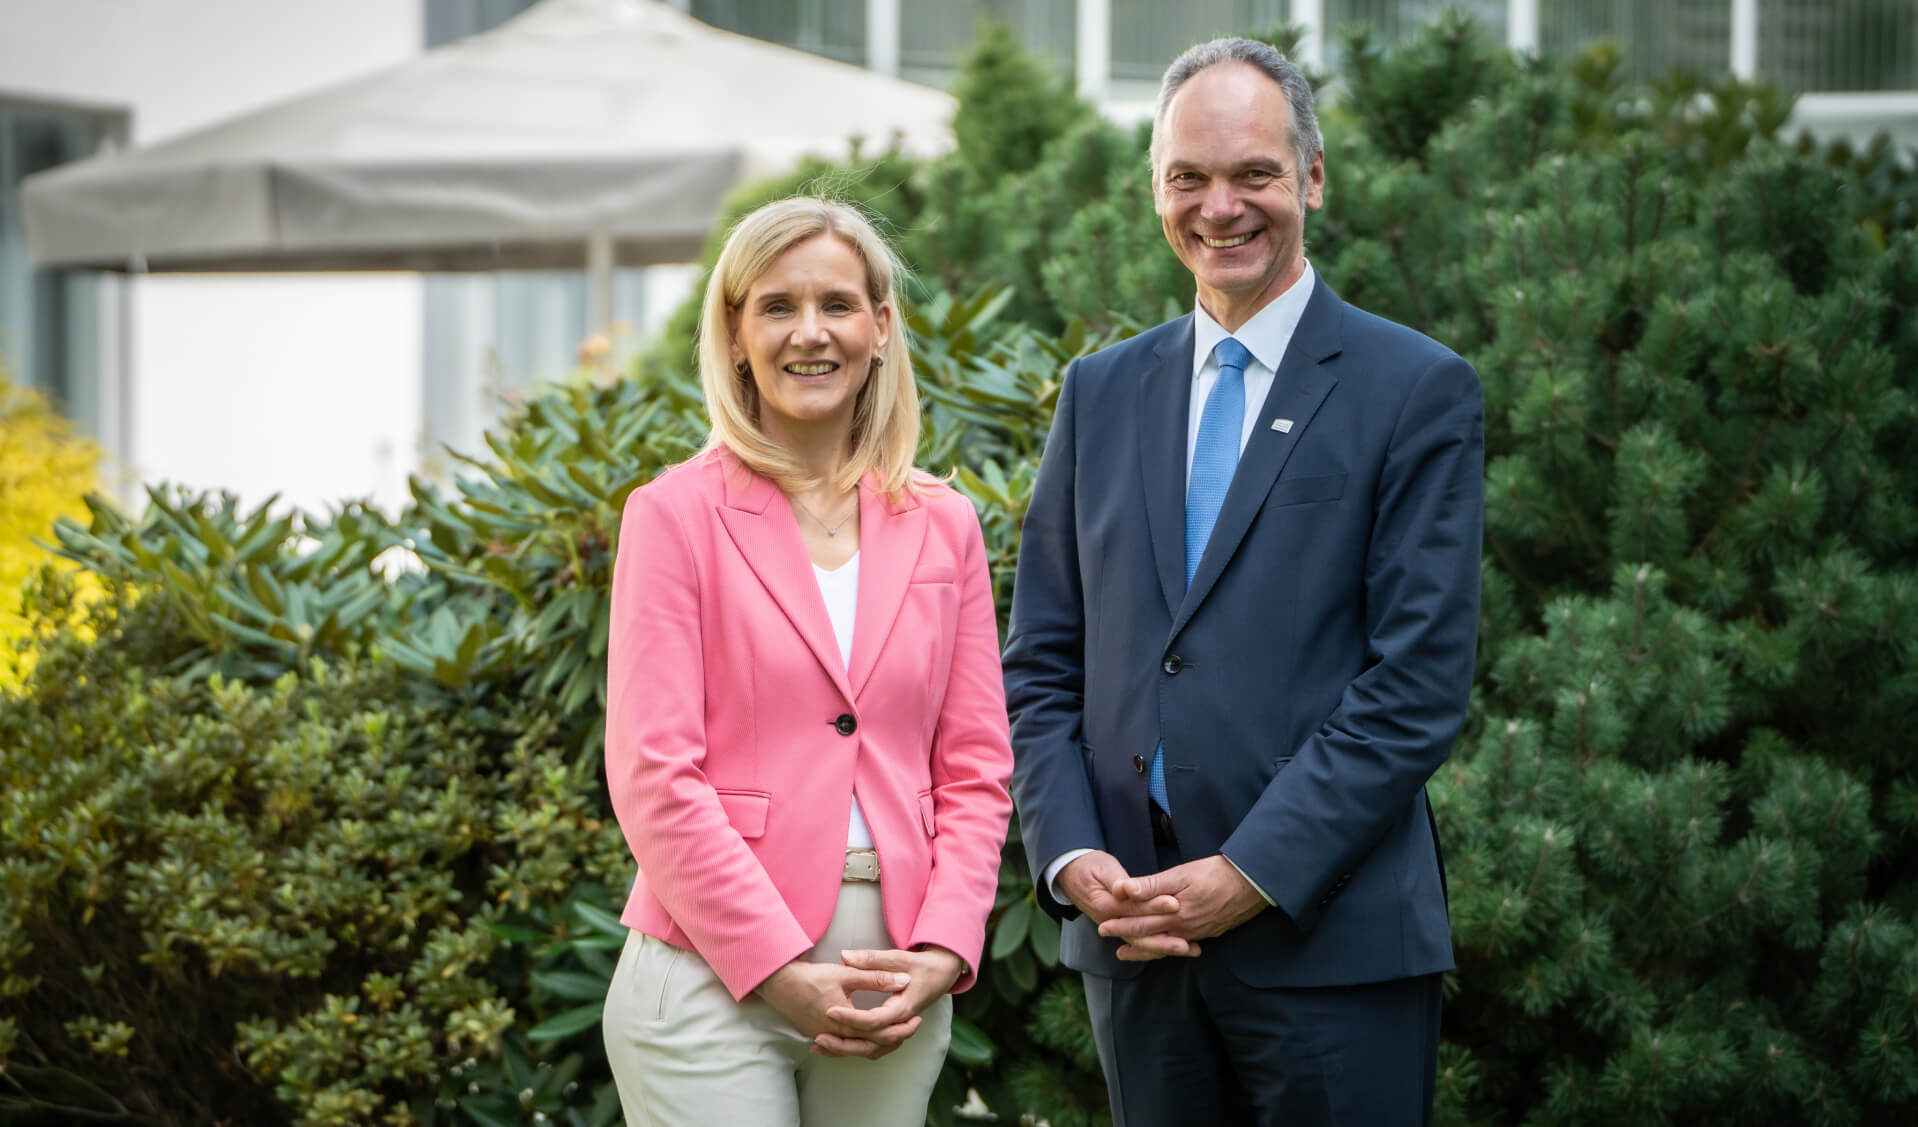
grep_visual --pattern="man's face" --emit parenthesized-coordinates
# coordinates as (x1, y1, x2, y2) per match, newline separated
(1154, 62, 1324, 328)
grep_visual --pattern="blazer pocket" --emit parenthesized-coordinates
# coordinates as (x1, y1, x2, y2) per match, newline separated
(917, 788, 938, 837)
(909, 566, 955, 584)
(1269, 472, 1346, 507)
(716, 788, 771, 839)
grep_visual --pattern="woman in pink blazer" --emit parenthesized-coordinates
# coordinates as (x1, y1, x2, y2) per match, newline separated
(601, 197, 1015, 1126)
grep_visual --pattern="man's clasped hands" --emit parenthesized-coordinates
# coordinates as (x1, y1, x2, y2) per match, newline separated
(755, 847, 1270, 1061)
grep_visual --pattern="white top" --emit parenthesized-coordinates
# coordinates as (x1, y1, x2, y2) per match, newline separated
(813, 552, 874, 850)
(1040, 266, 1318, 906)
(1185, 260, 1318, 484)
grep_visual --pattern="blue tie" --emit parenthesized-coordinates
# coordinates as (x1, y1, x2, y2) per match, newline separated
(1150, 336, 1253, 812)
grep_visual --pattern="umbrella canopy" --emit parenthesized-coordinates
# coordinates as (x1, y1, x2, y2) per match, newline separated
(21, 0, 955, 273)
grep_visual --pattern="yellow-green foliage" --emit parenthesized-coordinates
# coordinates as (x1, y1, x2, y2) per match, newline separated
(0, 370, 99, 689)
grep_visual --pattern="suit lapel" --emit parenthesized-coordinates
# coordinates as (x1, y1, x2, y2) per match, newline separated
(1173, 280, 1345, 639)
(1139, 316, 1196, 618)
(847, 479, 926, 699)
(714, 459, 854, 703)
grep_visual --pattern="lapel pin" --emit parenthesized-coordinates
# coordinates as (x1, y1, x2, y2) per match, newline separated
(1271, 418, 1294, 433)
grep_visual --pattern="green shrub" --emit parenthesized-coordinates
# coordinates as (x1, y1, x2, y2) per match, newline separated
(0, 567, 633, 1126)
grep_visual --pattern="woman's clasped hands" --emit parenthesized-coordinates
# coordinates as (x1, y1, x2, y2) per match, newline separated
(756, 947, 965, 1060)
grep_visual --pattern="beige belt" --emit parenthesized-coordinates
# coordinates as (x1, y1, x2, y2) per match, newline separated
(842, 848, 880, 882)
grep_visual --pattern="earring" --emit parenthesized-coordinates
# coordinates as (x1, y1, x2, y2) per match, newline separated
(871, 355, 885, 369)
(735, 361, 749, 377)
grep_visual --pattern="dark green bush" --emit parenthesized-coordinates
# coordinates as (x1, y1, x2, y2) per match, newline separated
(0, 572, 629, 1126)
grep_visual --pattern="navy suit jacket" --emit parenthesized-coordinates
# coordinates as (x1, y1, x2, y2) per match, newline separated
(1003, 277, 1484, 987)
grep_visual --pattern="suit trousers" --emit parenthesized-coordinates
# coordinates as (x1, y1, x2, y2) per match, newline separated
(1081, 831, 1442, 1127)
(603, 880, 953, 1127)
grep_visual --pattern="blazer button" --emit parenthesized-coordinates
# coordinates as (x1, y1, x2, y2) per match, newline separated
(833, 713, 857, 736)
(1132, 754, 1147, 774)
(1162, 655, 1183, 674)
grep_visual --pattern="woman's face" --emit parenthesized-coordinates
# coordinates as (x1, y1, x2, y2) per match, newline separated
(729, 233, 891, 445)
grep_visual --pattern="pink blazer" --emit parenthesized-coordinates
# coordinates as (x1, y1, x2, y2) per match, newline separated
(605, 450, 1014, 1001)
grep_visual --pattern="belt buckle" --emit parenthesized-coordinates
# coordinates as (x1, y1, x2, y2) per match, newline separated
(843, 848, 880, 882)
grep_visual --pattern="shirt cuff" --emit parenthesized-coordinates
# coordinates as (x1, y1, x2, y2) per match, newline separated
(1043, 848, 1096, 904)
(1221, 853, 1276, 906)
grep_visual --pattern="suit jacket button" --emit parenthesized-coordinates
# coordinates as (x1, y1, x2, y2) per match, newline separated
(1162, 655, 1183, 674)
(833, 713, 857, 736)
(1132, 754, 1147, 774)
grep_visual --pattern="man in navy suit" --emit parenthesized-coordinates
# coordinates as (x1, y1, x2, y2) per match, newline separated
(1002, 37, 1484, 1125)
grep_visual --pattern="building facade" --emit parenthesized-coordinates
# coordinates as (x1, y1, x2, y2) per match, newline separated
(2, 0, 1912, 514)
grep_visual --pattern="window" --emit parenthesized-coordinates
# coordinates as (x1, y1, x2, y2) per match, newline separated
(1112, 0, 1286, 84)
(1541, 0, 1732, 86)
(903, 0, 1075, 87)
(694, 0, 868, 65)
(0, 95, 125, 439)
(1759, 0, 1917, 93)
(1327, 0, 1506, 55)
(425, 0, 543, 45)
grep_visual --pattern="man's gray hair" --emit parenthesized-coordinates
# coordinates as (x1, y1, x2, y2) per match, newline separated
(1150, 37, 1322, 178)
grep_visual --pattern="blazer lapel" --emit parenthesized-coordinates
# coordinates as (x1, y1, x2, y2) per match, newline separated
(1173, 280, 1344, 638)
(847, 478, 927, 700)
(714, 460, 854, 703)
(1139, 315, 1196, 618)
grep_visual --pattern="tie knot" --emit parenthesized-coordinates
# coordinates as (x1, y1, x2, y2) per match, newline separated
(1214, 337, 1253, 377)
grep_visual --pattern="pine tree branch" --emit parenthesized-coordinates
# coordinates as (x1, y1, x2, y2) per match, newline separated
(1805, 290, 1876, 479)
(1498, 720, 1519, 795)
(1580, 420, 1620, 453)
(1693, 392, 1778, 560)
(1484, 534, 1552, 607)
(1577, 684, 1595, 768)
(1390, 234, 1434, 329)
(1549, 475, 1607, 562)
(1689, 848, 1771, 930)
(1623, 148, 1642, 264)
(1523, 828, 1561, 900)
(1630, 566, 1649, 657)
(1550, 168, 1601, 275)
(1732, 417, 1777, 512)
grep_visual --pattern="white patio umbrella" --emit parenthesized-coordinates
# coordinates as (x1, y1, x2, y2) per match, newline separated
(20, 0, 955, 325)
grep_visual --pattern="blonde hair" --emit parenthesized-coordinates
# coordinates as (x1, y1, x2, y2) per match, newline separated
(696, 197, 919, 497)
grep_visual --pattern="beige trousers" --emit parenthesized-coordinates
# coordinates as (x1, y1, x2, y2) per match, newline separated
(603, 881, 953, 1127)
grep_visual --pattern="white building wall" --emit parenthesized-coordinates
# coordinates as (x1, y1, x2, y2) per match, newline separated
(0, 0, 425, 515)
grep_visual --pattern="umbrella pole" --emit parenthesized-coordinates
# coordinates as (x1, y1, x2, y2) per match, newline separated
(587, 232, 614, 332)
